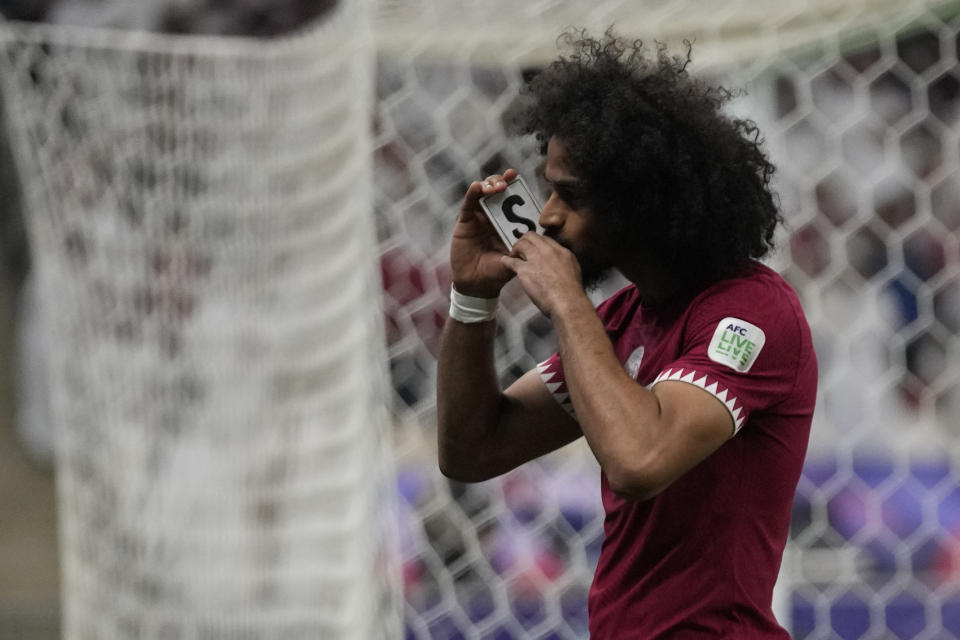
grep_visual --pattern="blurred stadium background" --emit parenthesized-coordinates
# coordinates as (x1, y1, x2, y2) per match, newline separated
(1, 0, 960, 638)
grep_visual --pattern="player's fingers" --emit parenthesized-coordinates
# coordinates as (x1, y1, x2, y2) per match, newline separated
(481, 173, 508, 193)
(509, 235, 525, 254)
(463, 167, 518, 222)
(510, 232, 542, 255)
(518, 231, 548, 247)
(457, 181, 485, 220)
(480, 169, 518, 192)
(500, 255, 523, 273)
(510, 240, 534, 262)
(528, 233, 572, 259)
(464, 180, 484, 201)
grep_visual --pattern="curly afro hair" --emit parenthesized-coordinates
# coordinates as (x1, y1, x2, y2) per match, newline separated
(513, 30, 781, 291)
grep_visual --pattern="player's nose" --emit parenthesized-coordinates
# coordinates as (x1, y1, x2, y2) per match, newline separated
(538, 193, 565, 229)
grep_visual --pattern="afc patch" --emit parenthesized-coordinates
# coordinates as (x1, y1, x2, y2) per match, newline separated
(708, 317, 765, 373)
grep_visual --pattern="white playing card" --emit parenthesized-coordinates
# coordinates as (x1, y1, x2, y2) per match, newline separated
(479, 176, 544, 250)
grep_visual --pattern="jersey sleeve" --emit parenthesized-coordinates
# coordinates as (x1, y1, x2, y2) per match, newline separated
(533, 285, 636, 421)
(536, 352, 577, 418)
(651, 281, 806, 435)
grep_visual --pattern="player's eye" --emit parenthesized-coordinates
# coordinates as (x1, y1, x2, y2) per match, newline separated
(536, 177, 552, 201)
(555, 187, 580, 207)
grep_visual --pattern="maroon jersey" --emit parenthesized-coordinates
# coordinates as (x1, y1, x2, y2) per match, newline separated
(537, 262, 817, 639)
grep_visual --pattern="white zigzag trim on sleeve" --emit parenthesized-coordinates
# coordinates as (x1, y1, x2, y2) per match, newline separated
(537, 361, 577, 418)
(652, 368, 746, 433)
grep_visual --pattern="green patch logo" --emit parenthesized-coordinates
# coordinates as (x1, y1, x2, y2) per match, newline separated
(708, 317, 765, 372)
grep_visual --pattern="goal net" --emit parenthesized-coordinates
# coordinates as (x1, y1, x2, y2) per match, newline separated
(2, 0, 960, 638)
(373, 1, 960, 638)
(0, 2, 401, 639)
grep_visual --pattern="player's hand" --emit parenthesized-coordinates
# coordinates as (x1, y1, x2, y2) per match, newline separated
(501, 233, 586, 319)
(450, 169, 518, 298)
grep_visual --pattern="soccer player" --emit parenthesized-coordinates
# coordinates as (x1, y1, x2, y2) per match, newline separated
(436, 31, 817, 639)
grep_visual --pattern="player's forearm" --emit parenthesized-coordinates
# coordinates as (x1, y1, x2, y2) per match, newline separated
(551, 296, 667, 497)
(436, 317, 507, 478)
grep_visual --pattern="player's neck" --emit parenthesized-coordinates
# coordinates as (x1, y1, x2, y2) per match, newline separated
(619, 261, 685, 308)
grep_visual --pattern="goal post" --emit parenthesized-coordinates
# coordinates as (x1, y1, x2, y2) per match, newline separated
(0, 2, 402, 639)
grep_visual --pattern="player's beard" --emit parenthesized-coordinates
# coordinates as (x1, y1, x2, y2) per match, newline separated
(548, 234, 615, 293)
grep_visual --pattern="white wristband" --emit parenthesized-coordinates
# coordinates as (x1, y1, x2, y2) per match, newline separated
(449, 285, 498, 324)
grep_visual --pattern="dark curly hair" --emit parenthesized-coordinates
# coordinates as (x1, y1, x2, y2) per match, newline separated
(513, 29, 781, 291)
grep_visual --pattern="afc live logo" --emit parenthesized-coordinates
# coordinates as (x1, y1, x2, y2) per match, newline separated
(708, 318, 766, 373)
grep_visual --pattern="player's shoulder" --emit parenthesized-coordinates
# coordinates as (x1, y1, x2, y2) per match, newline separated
(595, 283, 641, 330)
(693, 261, 805, 320)
(687, 261, 812, 349)
(688, 262, 815, 380)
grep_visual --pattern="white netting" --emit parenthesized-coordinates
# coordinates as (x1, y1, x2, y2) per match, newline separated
(3, 0, 960, 638)
(0, 2, 402, 639)
(373, 1, 960, 638)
